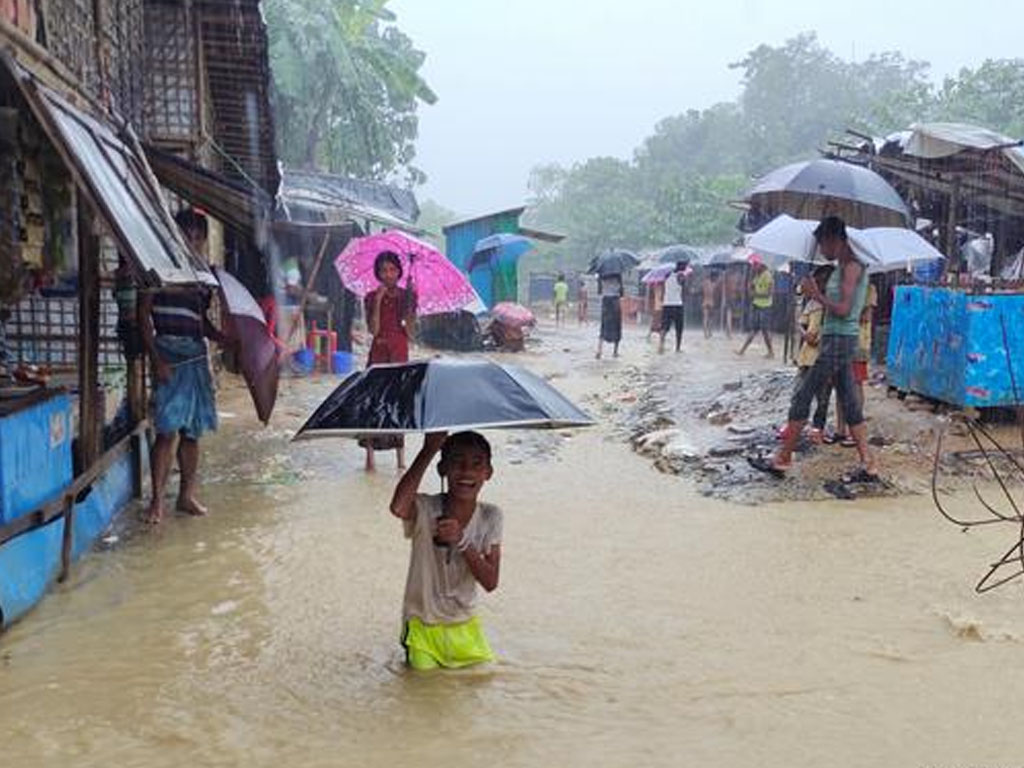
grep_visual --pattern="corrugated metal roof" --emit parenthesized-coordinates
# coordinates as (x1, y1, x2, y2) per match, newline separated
(279, 169, 420, 229)
(145, 144, 273, 236)
(7, 56, 214, 286)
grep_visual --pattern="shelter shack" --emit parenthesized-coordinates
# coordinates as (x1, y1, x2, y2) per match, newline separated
(0, 0, 228, 627)
(831, 123, 1024, 408)
(442, 207, 563, 308)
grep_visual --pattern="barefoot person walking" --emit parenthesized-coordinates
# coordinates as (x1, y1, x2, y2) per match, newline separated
(141, 210, 224, 524)
(752, 216, 878, 482)
(737, 255, 775, 358)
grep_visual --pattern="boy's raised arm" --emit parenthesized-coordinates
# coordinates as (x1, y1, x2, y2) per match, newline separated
(390, 432, 448, 519)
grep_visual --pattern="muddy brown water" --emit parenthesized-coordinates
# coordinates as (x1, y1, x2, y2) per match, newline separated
(3, 325, 1024, 767)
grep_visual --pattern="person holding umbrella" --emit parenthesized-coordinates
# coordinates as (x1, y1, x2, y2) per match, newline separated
(360, 251, 417, 471)
(390, 431, 503, 670)
(596, 272, 623, 359)
(659, 260, 689, 354)
(751, 216, 878, 482)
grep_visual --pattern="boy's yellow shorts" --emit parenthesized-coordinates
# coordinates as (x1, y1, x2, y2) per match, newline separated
(402, 615, 494, 670)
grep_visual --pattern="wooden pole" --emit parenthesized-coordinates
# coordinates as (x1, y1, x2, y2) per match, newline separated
(77, 200, 101, 471)
(285, 231, 331, 345)
(58, 494, 73, 583)
(946, 176, 961, 286)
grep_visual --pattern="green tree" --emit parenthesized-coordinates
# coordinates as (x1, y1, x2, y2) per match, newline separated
(415, 198, 460, 248)
(933, 59, 1024, 137)
(265, 0, 437, 183)
(526, 158, 655, 260)
(732, 33, 932, 172)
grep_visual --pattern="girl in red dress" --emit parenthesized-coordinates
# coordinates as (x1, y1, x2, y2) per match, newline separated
(362, 251, 417, 471)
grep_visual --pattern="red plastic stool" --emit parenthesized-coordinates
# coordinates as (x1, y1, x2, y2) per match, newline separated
(307, 322, 337, 372)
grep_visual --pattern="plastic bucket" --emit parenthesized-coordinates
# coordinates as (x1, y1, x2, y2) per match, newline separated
(292, 348, 315, 374)
(331, 351, 353, 375)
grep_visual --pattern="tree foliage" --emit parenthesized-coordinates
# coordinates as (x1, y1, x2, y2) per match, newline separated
(525, 33, 1024, 269)
(265, 0, 436, 184)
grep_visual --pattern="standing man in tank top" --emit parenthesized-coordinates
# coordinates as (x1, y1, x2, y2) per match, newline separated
(751, 216, 878, 483)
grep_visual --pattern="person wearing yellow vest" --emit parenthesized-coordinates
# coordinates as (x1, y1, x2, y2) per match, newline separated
(751, 216, 878, 484)
(737, 255, 775, 358)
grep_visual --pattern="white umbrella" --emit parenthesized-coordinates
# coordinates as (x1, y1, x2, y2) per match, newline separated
(745, 215, 945, 273)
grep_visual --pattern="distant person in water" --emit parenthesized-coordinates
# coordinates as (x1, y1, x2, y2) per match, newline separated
(553, 273, 569, 327)
(577, 277, 589, 325)
(722, 265, 744, 339)
(360, 251, 416, 472)
(659, 260, 688, 354)
(737, 256, 775, 358)
(390, 431, 502, 670)
(596, 273, 623, 359)
(701, 270, 719, 339)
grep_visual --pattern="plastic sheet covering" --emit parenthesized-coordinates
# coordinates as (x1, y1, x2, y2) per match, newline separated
(294, 358, 594, 438)
(417, 312, 483, 352)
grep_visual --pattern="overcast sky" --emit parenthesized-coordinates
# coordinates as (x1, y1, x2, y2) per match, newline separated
(389, 0, 1022, 216)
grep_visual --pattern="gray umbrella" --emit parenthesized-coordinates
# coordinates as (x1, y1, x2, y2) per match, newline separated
(588, 249, 640, 277)
(746, 158, 910, 228)
(655, 244, 702, 265)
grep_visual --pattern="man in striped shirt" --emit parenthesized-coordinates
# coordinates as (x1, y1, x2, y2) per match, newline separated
(140, 210, 225, 524)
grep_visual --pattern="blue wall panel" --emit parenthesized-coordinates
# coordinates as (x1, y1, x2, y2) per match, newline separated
(0, 447, 137, 627)
(0, 394, 73, 524)
(887, 286, 1024, 407)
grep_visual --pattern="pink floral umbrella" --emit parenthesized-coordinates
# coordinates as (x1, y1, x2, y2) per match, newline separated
(334, 230, 484, 315)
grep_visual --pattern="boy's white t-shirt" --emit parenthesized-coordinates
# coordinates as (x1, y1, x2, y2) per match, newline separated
(402, 493, 503, 625)
(663, 274, 684, 306)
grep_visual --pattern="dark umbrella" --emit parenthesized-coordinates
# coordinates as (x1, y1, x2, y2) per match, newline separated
(745, 158, 910, 229)
(656, 244, 701, 265)
(214, 267, 279, 424)
(293, 358, 594, 439)
(588, 249, 640, 277)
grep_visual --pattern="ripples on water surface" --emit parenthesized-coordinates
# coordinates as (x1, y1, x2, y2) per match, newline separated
(4, 341, 1024, 767)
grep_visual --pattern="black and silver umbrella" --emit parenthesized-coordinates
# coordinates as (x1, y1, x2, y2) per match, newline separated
(745, 158, 910, 229)
(588, 249, 640, 277)
(293, 358, 594, 439)
(656, 244, 701, 265)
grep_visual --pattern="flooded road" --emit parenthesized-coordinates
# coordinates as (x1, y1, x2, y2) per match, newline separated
(4, 324, 1024, 767)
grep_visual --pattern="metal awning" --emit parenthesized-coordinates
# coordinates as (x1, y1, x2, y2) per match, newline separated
(518, 226, 566, 243)
(145, 144, 272, 237)
(5, 56, 214, 287)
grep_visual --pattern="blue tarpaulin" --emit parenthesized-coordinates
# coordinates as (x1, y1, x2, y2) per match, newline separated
(887, 286, 1024, 407)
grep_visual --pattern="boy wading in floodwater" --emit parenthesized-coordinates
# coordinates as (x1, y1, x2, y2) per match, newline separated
(390, 431, 503, 670)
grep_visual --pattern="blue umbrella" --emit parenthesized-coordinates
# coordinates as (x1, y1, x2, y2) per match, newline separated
(468, 234, 534, 271)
